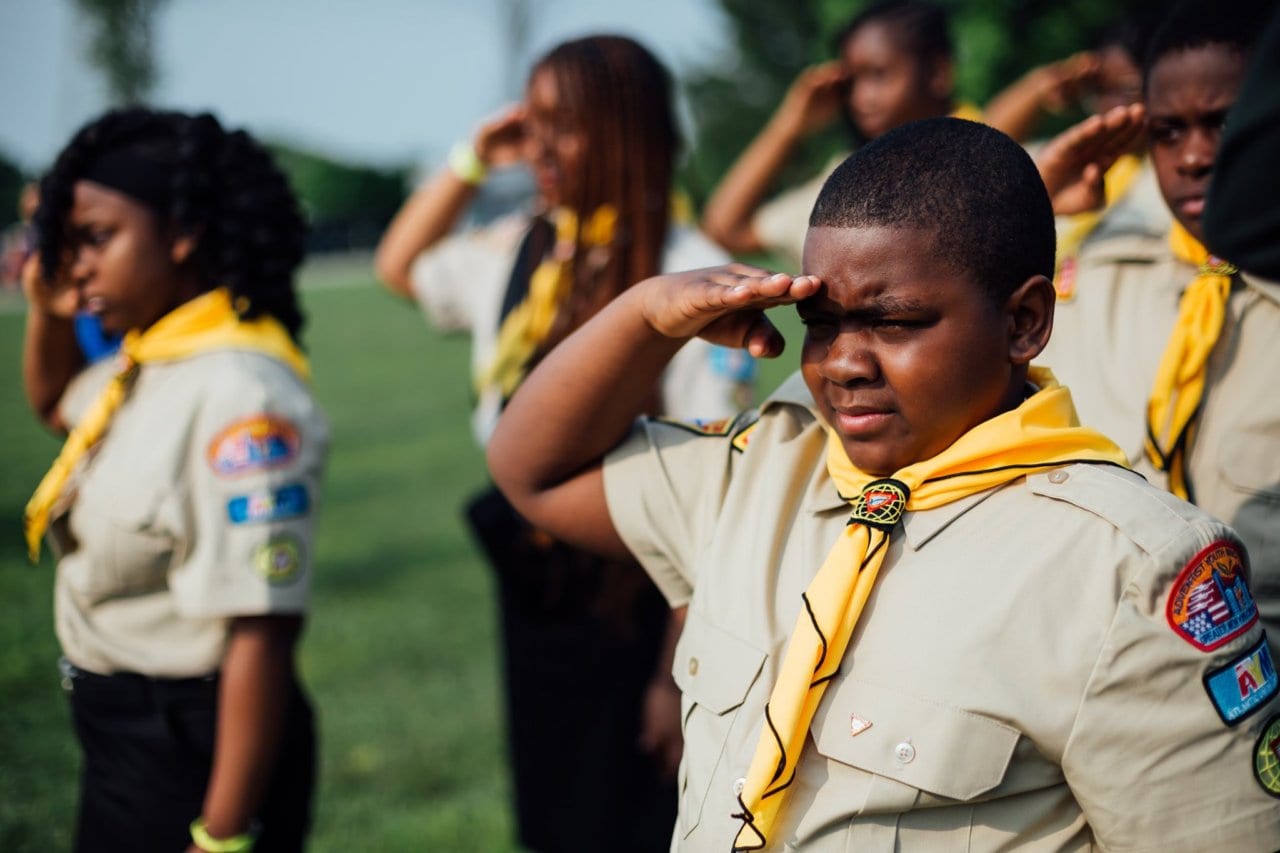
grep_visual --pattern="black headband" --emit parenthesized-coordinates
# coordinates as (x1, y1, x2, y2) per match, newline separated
(81, 149, 174, 215)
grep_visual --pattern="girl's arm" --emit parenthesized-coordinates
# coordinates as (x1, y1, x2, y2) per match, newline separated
(22, 255, 85, 432)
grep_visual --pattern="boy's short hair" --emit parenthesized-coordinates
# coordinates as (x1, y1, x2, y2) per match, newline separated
(835, 0, 952, 63)
(1142, 0, 1269, 88)
(809, 117, 1054, 303)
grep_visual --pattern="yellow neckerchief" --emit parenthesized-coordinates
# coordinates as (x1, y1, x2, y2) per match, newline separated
(950, 101, 985, 122)
(23, 287, 308, 562)
(1053, 154, 1144, 300)
(1144, 223, 1237, 501)
(731, 368, 1128, 851)
(476, 205, 617, 398)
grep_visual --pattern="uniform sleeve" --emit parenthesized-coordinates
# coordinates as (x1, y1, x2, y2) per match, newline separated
(168, 357, 329, 618)
(56, 357, 118, 429)
(602, 415, 743, 608)
(1063, 525, 1280, 851)
(408, 214, 525, 332)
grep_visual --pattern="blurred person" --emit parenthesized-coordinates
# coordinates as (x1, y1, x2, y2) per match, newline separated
(1039, 0, 1280, 655)
(23, 107, 324, 853)
(374, 34, 747, 852)
(986, 16, 1172, 299)
(701, 0, 986, 269)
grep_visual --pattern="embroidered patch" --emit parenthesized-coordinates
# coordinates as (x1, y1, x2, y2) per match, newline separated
(227, 483, 310, 525)
(252, 535, 303, 584)
(1055, 257, 1078, 301)
(848, 478, 910, 531)
(207, 415, 300, 477)
(1166, 540, 1257, 651)
(1253, 715, 1280, 799)
(731, 422, 758, 453)
(1203, 634, 1278, 726)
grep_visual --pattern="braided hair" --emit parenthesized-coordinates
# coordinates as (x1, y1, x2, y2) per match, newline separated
(34, 107, 308, 341)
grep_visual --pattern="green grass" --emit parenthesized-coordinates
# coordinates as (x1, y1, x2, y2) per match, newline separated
(0, 265, 803, 851)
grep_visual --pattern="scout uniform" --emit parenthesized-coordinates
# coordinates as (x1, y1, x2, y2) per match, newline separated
(1040, 236, 1280, 653)
(35, 300, 327, 847)
(604, 372, 1280, 851)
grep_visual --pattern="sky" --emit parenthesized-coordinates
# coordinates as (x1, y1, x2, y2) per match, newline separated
(0, 0, 733, 174)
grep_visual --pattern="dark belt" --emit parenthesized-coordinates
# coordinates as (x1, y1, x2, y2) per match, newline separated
(59, 657, 218, 703)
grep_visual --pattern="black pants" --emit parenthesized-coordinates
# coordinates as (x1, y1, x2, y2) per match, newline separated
(65, 661, 315, 853)
(466, 486, 677, 853)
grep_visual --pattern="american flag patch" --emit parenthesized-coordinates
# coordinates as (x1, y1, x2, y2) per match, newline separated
(1167, 541, 1257, 652)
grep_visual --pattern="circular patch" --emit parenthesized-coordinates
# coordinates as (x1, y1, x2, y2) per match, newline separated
(849, 478, 910, 531)
(1254, 714, 1280, 799)
(253, 536, 303, 584)
(1166, 540, 1257, 651)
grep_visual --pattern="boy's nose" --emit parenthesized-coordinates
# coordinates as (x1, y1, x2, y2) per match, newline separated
(821, 334, 879, 386)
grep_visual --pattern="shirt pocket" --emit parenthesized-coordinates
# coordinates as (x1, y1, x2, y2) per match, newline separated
(672, 614, 767, 840)
(65, 482, 175, 605)
(807, 678, 1020, 848)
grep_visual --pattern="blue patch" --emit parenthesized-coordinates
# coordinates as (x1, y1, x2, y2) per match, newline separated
(1203, 634, 1278, 726)
(227, 483, 310, 525)
(709, 346, 757, 382)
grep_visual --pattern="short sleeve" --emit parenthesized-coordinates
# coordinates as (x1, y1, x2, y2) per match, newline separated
(169, 355, 329, 617)
(408, 213, 525, 332)
(1063, 529, 1280, 851)
(602, 415, 743, 607)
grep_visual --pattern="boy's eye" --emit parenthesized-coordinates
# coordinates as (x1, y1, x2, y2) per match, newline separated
(1149, 123, 1182, 145)
(800, 317, 837, 338)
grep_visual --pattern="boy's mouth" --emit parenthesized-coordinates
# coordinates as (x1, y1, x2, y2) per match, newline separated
(832, 404, 894, 437)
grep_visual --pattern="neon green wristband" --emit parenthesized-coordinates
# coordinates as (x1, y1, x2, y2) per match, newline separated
(448, 140, 488, 185)
(190, 817, 256, 853)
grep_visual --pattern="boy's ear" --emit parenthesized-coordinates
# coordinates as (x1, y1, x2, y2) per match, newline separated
(170, 232, 198, 266)
(928, 56, 954, 102)
(1004, 274, 1055, 365)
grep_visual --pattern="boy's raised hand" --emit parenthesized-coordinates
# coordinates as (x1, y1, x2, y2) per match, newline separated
(1036, 102, 1145, 215)
(636, 264, 822, 358)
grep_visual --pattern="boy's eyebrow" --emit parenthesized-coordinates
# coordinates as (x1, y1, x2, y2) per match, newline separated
(800, 292, 933, 316)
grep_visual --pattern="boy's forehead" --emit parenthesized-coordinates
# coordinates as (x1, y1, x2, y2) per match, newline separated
(802, 224, 944, 276)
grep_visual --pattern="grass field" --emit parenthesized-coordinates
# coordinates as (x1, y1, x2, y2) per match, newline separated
(0, 260, 802, 851)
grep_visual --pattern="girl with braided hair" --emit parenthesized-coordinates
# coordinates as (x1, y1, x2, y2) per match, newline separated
(22, 107, 322, 852)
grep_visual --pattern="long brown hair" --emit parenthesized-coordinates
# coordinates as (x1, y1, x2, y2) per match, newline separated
(530, 35, 678, 356)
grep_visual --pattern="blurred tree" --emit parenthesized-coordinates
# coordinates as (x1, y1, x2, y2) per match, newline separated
(268, 143, 410, 253)
(680, 0, 1168, 206)
(74, 0, 169, 104)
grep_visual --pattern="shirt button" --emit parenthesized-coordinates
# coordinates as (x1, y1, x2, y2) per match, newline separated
(733, 777, 746, 796)
(894, 740, 916, 764)
(1048, 470, 1069, 484)
(688, 657, 699, 676)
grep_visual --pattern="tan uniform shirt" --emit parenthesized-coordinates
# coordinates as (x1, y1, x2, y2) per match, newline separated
(1041, 236, 1280, 649)
(49, 349, 329, 678)
(604, 373, 1280, 852)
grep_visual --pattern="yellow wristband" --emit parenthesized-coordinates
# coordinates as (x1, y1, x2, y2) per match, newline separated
(448, 141, 488, 185)
(190, 817, 256, 853)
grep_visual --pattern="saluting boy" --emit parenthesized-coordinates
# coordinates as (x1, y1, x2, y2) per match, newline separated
(1039, 0, 1280, 653)
(488, 118, 1280, 851)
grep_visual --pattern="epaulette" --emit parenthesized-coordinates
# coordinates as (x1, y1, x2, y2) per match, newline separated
(654, 409, 761, 453)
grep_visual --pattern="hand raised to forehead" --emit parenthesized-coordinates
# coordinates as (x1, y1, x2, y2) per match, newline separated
(474, 104, 528, 168)
(1036, 102, 1146, 216)
(636, 263, 821, 358)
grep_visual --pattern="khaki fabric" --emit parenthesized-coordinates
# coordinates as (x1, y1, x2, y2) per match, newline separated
(603, 372, 1280, 852)
(1041, 237, 1280, 652)
(49, 349, 328, 677)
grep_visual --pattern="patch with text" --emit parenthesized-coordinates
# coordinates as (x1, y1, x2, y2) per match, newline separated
(1166, 540, 1257, 651)
(207, 415, 300, 477)
(227, 483, 310, 525)
(1203, 634, 1278, 725)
